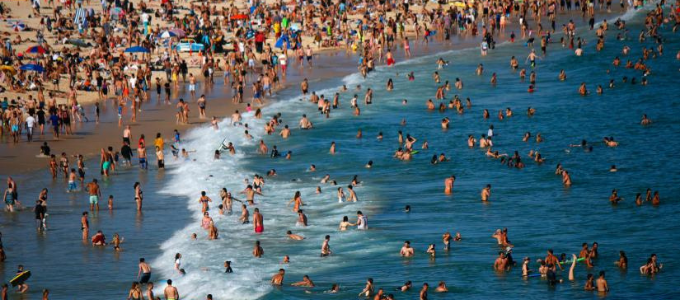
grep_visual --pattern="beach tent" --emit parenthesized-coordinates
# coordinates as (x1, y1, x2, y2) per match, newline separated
(124, 46, 150, 53)
(19, 64, 45, 72)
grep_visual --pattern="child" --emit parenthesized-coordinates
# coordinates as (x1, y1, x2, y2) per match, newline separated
(108, 195, 114, 210)
(117, 103, 123, 126)
(224, 261, 233, 273)
(156, 77, 162, 100)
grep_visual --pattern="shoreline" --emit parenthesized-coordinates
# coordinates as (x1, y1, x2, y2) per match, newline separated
(0, 4, 633, 178)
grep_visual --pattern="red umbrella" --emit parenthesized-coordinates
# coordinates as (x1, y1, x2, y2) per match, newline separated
(231, 14, 249, 20)
(25, 45, 46, 54)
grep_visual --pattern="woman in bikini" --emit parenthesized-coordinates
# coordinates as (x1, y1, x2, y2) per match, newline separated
(133, 182, 143, 211)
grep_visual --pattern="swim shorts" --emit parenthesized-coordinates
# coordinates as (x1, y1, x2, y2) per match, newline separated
(140, 272, 151, 283)
(255, 225, 263, 233)
(89, 195, 99, 204)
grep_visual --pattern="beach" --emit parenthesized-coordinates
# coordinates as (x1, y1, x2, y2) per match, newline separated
(1, 0, 679, 299)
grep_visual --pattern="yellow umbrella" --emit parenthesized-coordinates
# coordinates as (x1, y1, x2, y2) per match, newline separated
(0, 65, 16, 75)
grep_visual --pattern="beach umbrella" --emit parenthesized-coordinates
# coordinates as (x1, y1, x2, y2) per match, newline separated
(169, 29, 186, 37)
(66, 39, 91, 47)
(12, 23, 26, 32)
(231, 14, 249, 20)
(124, 46, 150, 53)
(289, 23, 301, 31)
(19, 64, 45, 72)
(275, 35, 289, 49)
(159, 31, 178, 38)
(0, 65, 16, 75)
(25, 45, 47, 54)
(109, 7, 124, 15)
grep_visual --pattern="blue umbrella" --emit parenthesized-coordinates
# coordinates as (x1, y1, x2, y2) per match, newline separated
(275, 35, 289, 49)
(124, 46, 150, 53)
(20, 64, 45, 72)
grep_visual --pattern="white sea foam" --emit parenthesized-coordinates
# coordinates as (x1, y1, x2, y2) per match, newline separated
(150, 88, 365, 299)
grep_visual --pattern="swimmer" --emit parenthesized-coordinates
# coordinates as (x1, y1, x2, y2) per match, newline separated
(321, 235, 332, 256)
(400, 241, 415, 257)
(291, 275, 315, 287)
(286, 230, 305, 240)
(444, 175, 456, 194)
(641, 114, 652, 125)
(271, 269, 285, 285)
(481, 184, 491, 201)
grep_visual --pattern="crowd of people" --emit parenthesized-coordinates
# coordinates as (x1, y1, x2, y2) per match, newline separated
(1, 0, 677, 298)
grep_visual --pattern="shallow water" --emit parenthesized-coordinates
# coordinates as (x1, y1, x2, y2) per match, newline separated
(2, 6, 680, 300)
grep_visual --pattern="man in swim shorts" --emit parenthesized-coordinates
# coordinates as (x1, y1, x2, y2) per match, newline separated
(138, 258, 152, 284)
(188, 73, 196, 99)
(86, 179, 101, 211)
(164, 279, 178, 300)
(253, 208, 264, 233)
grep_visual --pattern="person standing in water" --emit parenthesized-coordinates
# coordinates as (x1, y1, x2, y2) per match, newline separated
(271, 269, 285, 285)
(137, 258, 152, 286)
(253, 208, 264, 233)
(444, 175, 456, 194)
(356, 211, 368, 230)
(163, 279, 179, 300)
(321, 235, 332, 256)
(481, 184, 491, 201)
(86, 179, 101, 211)
(134, 182, 143, 211)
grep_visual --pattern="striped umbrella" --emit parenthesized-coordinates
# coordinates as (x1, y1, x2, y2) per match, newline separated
(159, 31, 178, 38)
(12, 23, 26, 32)
(25, 45, 47, 54)
(169, 29, 186, 37)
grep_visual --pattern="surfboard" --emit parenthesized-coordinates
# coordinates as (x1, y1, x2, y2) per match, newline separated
(560, 257, 586, 264)
(10, 270, 31, 287)
(411, 150, 419, 155)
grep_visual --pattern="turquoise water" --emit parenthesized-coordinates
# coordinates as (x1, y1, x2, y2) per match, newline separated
(2, 7, 680, 300)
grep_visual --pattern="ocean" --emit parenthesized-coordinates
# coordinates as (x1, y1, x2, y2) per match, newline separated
(2, 6, 679, 299)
